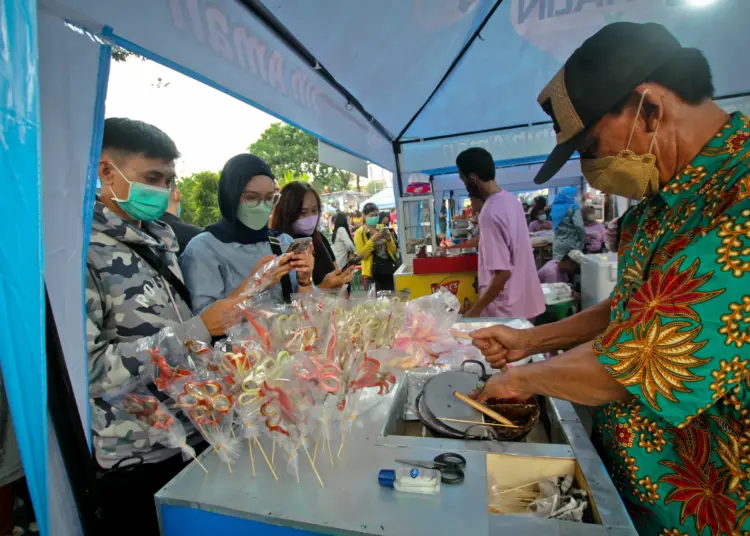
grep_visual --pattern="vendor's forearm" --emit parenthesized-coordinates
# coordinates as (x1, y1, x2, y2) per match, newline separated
(524, 298, 611, 354)
(510, 341, 632, 406)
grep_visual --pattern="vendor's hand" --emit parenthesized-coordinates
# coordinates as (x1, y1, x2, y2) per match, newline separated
(319, 266, 355, 289)
(469, 372, 532, 404)
(290, 246, 315, 285)
(469, 325, 532, 370)
(200, 296, 245, 337)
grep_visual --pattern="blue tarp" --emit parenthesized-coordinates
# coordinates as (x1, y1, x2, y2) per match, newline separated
(0, 1, 48, 534)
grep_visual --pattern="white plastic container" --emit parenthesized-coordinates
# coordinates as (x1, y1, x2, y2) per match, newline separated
(378, 468, 441, 495)
(580, 252, 618, 310)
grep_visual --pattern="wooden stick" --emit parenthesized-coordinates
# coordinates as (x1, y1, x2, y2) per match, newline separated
(313, 439, 318, 465)
(183, 444, 209, 474)
(255, 438, 279, 481)
(304, 445, 325, 488)
(450, 330, 508, 372)
(327, 434, 334, 466)
(453, 392, 516, 427)
(248, 439, 256, 478)
(337, 430, 347, 458)
(271, 438, 276, 465)
(496, 481, 539, 495)
(439, 417, 520, 429)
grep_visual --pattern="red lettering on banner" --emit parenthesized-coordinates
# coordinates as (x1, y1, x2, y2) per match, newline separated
(431, 280, 460, 296)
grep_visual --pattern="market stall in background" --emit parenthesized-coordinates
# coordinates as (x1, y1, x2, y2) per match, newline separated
(3, 1, 750, 535)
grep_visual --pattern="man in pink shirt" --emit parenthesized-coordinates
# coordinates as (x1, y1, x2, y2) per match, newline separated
(537, 251, 581, 284)
(457, 148, 545, 320)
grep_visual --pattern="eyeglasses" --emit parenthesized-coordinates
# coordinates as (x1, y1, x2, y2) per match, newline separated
(241, 191, 281, 208)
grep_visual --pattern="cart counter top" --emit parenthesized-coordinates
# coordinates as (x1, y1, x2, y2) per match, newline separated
(156, 320, 636, 536)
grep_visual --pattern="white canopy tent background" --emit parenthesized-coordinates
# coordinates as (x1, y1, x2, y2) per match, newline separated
(3, 1, 750, 534)
(361, 187, 396, 210)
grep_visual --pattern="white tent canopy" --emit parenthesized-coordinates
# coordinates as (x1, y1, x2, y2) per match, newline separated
(361, 187, 395, 210)
(3, 1, 750, 534)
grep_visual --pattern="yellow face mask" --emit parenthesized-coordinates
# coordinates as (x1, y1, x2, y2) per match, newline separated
(581, 91, 661, 200)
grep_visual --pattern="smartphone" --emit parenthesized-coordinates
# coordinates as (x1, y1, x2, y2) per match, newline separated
(285, 237, 312, 255)
(343, 255, 363, 270)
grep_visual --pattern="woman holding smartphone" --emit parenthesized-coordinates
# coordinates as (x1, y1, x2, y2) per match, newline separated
(354, 202, 399, 292)
(180, 154, 314, 312)
(271, 181, 354, 289)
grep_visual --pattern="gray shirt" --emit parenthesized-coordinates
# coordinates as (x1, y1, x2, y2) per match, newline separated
(180, 231, 299, 314)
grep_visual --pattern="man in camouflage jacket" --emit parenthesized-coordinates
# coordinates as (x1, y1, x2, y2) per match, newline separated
(87, 118, 240, 536)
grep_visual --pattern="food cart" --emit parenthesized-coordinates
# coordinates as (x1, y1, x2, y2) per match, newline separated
(156, 320, 636, 536)
(8, 2, 750, 534)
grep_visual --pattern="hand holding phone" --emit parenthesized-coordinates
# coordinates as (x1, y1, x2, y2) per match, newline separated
(285, 237, 313, 255)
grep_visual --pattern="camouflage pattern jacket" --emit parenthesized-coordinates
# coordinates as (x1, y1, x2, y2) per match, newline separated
(86, 201, 209, 468)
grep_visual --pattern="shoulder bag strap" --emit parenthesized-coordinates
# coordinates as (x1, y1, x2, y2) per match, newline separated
(268, 236, 292, 304)
(129, 243, 192, 309)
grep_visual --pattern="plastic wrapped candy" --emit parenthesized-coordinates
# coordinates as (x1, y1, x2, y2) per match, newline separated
(169, 374, 239, 469)
(138, 327, 193, 393)
(393, 289, 461, 366)
(104, 381, 206, 470)
(242, 255, 287, 297)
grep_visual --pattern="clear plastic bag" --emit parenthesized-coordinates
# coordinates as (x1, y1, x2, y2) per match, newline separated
(394, 289, 461, 366)
(104, 381, 197, 462)
(242, 255, 287, 297)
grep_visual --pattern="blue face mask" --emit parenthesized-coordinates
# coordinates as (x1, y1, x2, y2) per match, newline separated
(109, 163, 170, 222)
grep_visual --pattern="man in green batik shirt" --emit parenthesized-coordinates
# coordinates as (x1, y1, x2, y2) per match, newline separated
(468, 23, 750, 536)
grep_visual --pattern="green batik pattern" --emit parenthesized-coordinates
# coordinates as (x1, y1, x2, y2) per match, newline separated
(592, 113, 750, 536)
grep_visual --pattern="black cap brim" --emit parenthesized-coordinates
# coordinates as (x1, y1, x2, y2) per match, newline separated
(533, 128, 588, 185)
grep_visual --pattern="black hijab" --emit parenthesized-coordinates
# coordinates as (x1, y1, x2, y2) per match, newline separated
(206, 154, 275, 244)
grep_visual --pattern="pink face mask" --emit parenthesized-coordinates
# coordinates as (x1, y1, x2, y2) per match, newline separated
(292, 215, 318, 236)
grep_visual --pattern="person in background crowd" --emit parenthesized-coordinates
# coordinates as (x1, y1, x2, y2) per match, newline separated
(271, 181, 354, 289)
(331, 211, 357, 267)
(522, 201, 531, 213)
(528, 211, 553, 233)
(350, 210, 363, 230)
(355, 202, 399, 292)
(528, 196, 547, 221)
(180, 154, 314, 312)
(447, 195, 483, 249)
(439, 203, 448, 234)
(378, 211, 391, 227)
(470, 22, 750, 534)
(159, 184, 202, 256)
(582, 205, 606, 253)
(88, 118, 244, 536)
(456, 147, 544, 319)
(537, 250, 582, 284)
(551, 186, 585, 259)
(603, 206, 634, 253)
(390, 208, 397, 225)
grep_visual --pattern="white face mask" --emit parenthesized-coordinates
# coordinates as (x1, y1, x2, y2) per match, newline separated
(538, 214, 547, 221)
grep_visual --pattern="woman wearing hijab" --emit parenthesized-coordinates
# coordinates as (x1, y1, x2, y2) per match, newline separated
(180, 154, 314, 313)
(271, 181, 353, 289)
(331, 211, 356, 267)
(551, 186, 585, 260)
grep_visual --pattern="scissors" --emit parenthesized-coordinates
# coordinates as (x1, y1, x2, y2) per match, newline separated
(395, 452, 467, 484)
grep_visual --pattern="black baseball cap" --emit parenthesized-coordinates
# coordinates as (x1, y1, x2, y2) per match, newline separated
(533, 22, 682, 185)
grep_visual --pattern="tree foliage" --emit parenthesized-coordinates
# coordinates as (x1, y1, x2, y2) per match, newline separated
(366, 180, 385, 195)
(249, 123, 357, 193)
(178, 171, 221, 227)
